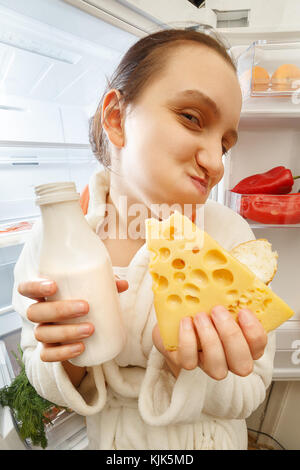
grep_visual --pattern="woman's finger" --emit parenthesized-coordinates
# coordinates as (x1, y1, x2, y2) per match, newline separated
(238, 308, 268, 360)
(193, 312, 228, 381)
(34, 322, 94, 344)
(18, 279, 57, 301)
(40, 342, 84, 362)
(211, 305, 253, 377)
(178, 317, 198, 370)
(27, 299, 89, 323)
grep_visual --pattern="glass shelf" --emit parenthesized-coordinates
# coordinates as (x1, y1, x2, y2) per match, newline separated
(0, 217, 38, 247)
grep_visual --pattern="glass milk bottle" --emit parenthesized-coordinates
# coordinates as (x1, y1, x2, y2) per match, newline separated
(35, 181, 126, 367)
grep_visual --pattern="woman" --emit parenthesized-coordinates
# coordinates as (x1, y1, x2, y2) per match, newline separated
(13, 29, 275, 450)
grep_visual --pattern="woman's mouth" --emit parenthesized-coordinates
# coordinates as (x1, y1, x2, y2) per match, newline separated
(189, 175, 208, 195)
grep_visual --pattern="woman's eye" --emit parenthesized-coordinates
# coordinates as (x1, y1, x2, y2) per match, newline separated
(181, 113, 201, 126)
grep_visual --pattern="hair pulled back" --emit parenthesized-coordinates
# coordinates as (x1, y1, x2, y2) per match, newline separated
(89, 28, 236, 169)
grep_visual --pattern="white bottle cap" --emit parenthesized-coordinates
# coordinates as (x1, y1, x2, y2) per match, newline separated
(35, 181, 80, 205)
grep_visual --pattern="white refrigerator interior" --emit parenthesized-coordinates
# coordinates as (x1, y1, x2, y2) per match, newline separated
(0, 0, 137, 450)
(1, 0, 300, 450)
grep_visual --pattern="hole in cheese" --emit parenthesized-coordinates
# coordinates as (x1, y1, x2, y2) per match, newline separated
(151, 272, 159, 282)
(159, 247, 170, 259)
(183, 283, 200, 296)
(157, 275, 169, 290)
(172, 258, 185, 269)
(190, 269, 208, 286)
(226, 289, 239, 301)
(174, 272, 186, 282)
(204, 249, 227, 267)
(167, 294, 182, 307)
(264, 298, 272, 308)
(212, 268, 234, 287)
(185, 295, 200, 304)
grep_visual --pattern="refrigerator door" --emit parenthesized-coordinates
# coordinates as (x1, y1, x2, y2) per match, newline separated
(0, 336, 89, 450)
(0, 0, 137, 450)
(222, 39, 300, 380)
(0, 341, 27, 450)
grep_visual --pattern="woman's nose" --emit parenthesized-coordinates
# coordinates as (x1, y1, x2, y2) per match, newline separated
(195, 147, 224, 179)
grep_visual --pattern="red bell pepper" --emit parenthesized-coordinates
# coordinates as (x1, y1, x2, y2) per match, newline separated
(240, 194, 300, 224)
(232, 166, 300, 195)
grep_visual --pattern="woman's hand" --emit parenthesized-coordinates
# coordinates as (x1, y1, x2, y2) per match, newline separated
(152, 305, 268, 380)
(18, 276, 128, 363)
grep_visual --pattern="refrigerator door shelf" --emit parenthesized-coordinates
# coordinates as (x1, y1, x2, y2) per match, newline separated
(273, 349, 300, 380)
(0, 339, 88, 450)
(276, 322, 300, 350)
(0, 341, 27, 450)
(234, 41, 300, 100)
(0, 243, 24, 311)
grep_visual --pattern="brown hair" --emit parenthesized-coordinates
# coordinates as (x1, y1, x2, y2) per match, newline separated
(89, 28, 236, 169)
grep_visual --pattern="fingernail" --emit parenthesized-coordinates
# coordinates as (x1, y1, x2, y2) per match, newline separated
(212, 305, 229, 321)
(78, 325, 92, 337)
(72, 302, 88, 315)
(69, 344, 82, 355)
(40, 281, 54, 295)
(181, 317, 192, 330)
(238, 309, 254, 326)
(195, 312, 210, 327)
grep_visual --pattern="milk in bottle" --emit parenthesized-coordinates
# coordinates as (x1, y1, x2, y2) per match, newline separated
(35, 181, 126, 367)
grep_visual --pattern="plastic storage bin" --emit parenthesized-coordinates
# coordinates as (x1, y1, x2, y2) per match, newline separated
(226, 191, 300, 227)
(235, 40, 300, 100)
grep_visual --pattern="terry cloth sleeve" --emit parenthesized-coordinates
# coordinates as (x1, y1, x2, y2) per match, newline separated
(138, 204, 276, 426)
(12, 219, 107, 416)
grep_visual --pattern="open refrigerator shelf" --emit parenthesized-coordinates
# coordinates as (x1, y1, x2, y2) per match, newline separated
(0, 218, 38, 247)
(0, 144, 101, 249)
(0, 141, 91, 149)
(241, 108, 300, 118)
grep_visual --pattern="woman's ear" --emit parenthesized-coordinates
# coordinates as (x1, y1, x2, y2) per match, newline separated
(101, 89, 125, 148)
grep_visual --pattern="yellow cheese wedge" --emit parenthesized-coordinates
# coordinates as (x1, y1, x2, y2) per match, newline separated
(145, 211, 294, 351)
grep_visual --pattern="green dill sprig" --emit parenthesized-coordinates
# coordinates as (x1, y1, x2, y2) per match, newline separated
(0, 346, 67, 449)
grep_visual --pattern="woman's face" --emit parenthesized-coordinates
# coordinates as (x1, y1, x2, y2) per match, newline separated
(118, 43, 242, 211)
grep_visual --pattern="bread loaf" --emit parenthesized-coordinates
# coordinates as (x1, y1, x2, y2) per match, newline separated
(230, 239, 278, 285)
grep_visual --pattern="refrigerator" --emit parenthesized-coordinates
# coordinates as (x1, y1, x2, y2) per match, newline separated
(0, 0, 300, 450)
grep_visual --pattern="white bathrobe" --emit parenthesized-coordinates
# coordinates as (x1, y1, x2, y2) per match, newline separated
(12, 169, 276, 450)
